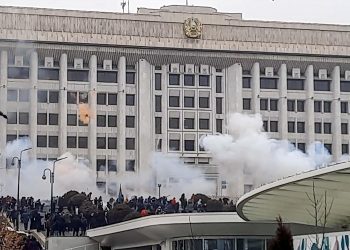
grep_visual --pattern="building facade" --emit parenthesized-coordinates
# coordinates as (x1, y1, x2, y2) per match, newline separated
(0, 5, 350, 197)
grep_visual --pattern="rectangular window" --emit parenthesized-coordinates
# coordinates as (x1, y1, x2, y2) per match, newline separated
(341, 102, 348, 113)
(38, 68, 59, 80)
(49, 91, 59, 103)
(297, 100, 305, 112)
(37, 113, 47, 125)
(97, 137, 106, 149)
(7, 89, 17, 102)
(169, 96, 180, 107)
(126, 116, 135, 128)
(314, 80, 331, 91)
(78, 137, 88, 149)
(48, 136, 58, 148)
(243, 98, 251, 110)
(108, 115, 117, 127)
(314, 101, 322, 112)
(184, 75, 195, 86)
(270, 121, 278, 132)
(340, 81, 350, 92)
(260, 99, 268, 111)
(108, 137, 117, 149)
(324, 144, 332, 154)
(243, 77, 251, 88)
(287, 100, 295, 112)
(288, 121, 295, 133)
(199, 119, 210, 130)
(67, 92, 77, 104)
(126, 138, 135, 150)
(342, 144, 349, 154)
(97, 115, 106, 127)
(287, 79, 304, 90)
(126, 72, 135, 84)
(97, 71, 117, 83)
(260, 78, 277, 89)
(324, 123, 332, 134)
(216, 119, 223, 133)
(67, 114, 77, 126)
(155, 95, 162, 112)
(67, 136, 77, 148)
(169, 74, 180, 85)
(270, 99, 278, 111)
(199, 75, 210, 86)
(216, 98, 223, 114)
(263, 121, 268, 131)
(96, 159, 106, 172)
(49, 114, 59, 125)
(184, 140, 195, 151)
(19, 89, 30, 102)
(108, 93, 117, 105)
(79, 92, 88, 103)
(298, 143, 306, 153)
(8, 67, 29, 79)
(126, 160, 135, 172)
(37, 90, 48, 103)
(155, 73, 162, 90)
(184, 96, 194, 108)
(216, 76, 222, 93)
(199, 97, 209, 108)
(19, 112, 29, 124)
(108, 160, 117, 172)
(37, 135, 47, 147)
(297, 122, 305, 133)
(323, 101, 331, 113)
(155, 117, 162, 134)
(7, 112, 17, 124)
(184, 118, 194, 129)
(97, 93, 107, 105)
(341, 123, 348, 135)
(169, 118, 180, 129)
(315, 122, 322, 134)
(126, 94, 135, 106)
(169, 139, 180, 151)
(67, 70, 89, 82)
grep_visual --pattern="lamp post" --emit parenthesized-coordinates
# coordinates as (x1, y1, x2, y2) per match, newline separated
(42, 157, 68, 214)
(157, 184, 162, 199)
(11, 147, 32, 231)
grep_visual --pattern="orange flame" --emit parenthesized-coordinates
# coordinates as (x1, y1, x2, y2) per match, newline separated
(79, 104, 92, 125)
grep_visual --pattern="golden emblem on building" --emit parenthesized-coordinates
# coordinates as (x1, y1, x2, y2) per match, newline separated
(184, 17, 202, 38)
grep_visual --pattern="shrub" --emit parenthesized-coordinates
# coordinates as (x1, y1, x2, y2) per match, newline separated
(107, 204, 133, 224)
(206, 199, 223, 212)
(269, 216, 294, 250)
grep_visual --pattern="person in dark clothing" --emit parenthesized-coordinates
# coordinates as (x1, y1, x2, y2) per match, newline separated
(24, 235, 42, 250)
(22, 211, 31, 230)
(80, 214, 88, 236)
(71, 214, 81, 236)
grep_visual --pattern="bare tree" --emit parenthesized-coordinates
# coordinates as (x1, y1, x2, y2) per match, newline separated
(305, 181, 334, 250)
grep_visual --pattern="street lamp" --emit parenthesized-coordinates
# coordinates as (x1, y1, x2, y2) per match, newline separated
(42, 157, 68, 214)
(11, 147, 32, 231)
(157, 184, 162, 199)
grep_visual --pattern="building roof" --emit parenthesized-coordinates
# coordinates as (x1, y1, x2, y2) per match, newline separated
(237, 161, 350, 230)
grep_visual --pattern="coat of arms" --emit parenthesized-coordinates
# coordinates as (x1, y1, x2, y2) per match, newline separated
(184, 17, 202, 39)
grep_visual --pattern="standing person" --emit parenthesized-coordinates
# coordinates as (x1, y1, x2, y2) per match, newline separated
(179, 194, 188, 212)
(22, 210, 31, 230)
(80, 214, 88, 236)
(71, 214, 81, 236)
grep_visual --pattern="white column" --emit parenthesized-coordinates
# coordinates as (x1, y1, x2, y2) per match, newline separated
(138, 59, 152, 175)
(226, 63, 243, 114)
(59, 54, 68, 155)
(89, 55, 97, 172)
(0, 51, 8, 170)
(331, 66, 341, 161)
(161, 65, 168, 152)
(117, 57, 126, 175)
(278, 64, 288, 140)
(160, 240, 172, 250)
(29, 52, 38, 158)
(251, 62, 260, 113)
(305, 65, 315, 146)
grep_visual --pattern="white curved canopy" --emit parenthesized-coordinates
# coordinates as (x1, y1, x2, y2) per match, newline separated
(237, 161, 350, 229)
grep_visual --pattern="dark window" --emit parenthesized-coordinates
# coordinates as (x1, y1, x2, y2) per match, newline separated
(199, 119, 210, 130)
(67, 136, 77, 148)
(96, 159, 106, 172)
(126, 138, 135, 150)
(341, 102, 348, 113)
(184, 96, 194, 108)
(49, 91, 59, 103)
(155, 95, 162, 112)
(108, 115, 117, 127)
(97, 137, 106, 149)
(270, 121, 278, 132)
(243, 77, 251, 88)
(38, 68, 59, 80)
(243, 98, 251, 110)
(97, 115, 106, 127)
(287, 100, 295, 112)
(18, 89, 29, 102)
(297, 122, 305, 133)
(199, 75, 210, 86)
(67, 114, 77, 126)
(324, 101, 331, 113)
(315, 122, 322, 134)
(7, 134, 17, 142)
(108, 93, 117, 105)
(169, 139, 180, 151)
(298, 143, 306, 153)
(199, 97, 209, 108)
(184, 140, 195, 151)
(314, 80, 331, 91)
(184, 118, 194, 129)
(270, 99, 278, 111)
(287, 79, 304, 90)
(155, 117, 162, 134)
(78, 137, 88, 148)
(260, 78, 277, 89)
(79, 92, 88, 103)
(126, 116, 135, 128)
(263, 121, 268, 131)
(97, 71, 117, 83)
(126, 72, 135, 84)
(7, 112, 17, 124)
(216, 119, 223, 133)
(216, 76, 222, 93)
(67, 70, 89, 82)
(8, 67, 29, 79)
(288, 122, 295, 133)
(38, 90, 48, 103)
(297, 100, 305, 112)
(169, 118, 180, 129)
(108, 137, 117, 149)
(260, 99, 268, 111)
(19, 112, 29, 124)
(48, 136, 58, 148)
(97, 93, 107, 105)
(37, 135, 47, 147)
(169, 96, 180, 107)
(314, 101, 322, 112)
(216, 98, 223, 114)
(108, 160, 117, 172)
(324, 144, 332, 154)
(324, 123, 332, 134)
(49, 113, 59, 125)
(340, 81, 350, 92)
(126, 160, 135, 172)
(342, 123, 348, 135)
(7, 89, 17, 101)
(342, 144, 349, 154)
(67, 92, 77, 104)
(126, 94, 135, 106)
(169, 74, 180, 85)
(184, 75, 195, 86)
(155, 73, 162, 90)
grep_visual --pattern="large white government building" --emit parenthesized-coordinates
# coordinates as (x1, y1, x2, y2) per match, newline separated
(0, 4, 350, 197)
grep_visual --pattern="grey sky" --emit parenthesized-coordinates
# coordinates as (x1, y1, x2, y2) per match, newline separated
(0, 0, 348, 25)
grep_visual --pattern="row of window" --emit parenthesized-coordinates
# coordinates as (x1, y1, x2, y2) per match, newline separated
(169, 74, 210, 87)
(97, 159, 135, 172)
(168, 139, 205, 152)
(167, 117, 211, 130)
(167, 95, 213, 109)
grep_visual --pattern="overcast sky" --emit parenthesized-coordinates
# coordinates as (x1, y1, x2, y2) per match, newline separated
(0, 0, 349, 25)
